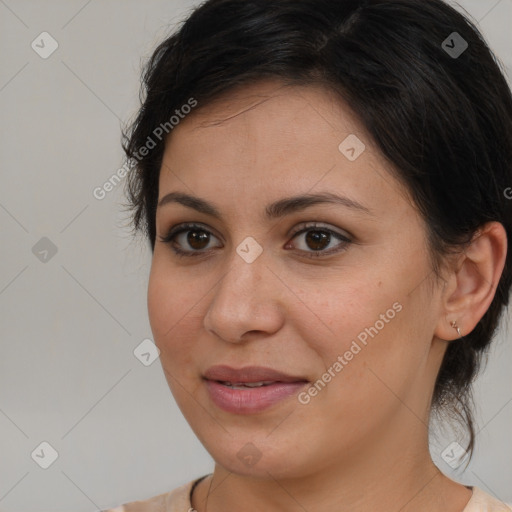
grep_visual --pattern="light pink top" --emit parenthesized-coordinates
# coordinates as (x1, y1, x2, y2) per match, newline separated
(104, 476, 512, 511)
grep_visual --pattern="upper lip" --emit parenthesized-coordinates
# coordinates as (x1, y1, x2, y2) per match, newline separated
(203, 365, 308, 383)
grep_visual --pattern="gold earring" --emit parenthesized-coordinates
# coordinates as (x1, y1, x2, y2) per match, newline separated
(450, 320, 462, 338)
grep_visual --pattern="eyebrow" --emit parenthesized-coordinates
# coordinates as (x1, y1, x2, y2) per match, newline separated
(157, 191, 373, 219)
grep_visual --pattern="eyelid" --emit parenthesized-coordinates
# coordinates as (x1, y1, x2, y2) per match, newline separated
(158, 222, 350, 243)
(285, 222, 352, 257)
(158, 222, 223, 244)
(288, 221, 352, 241)
(159, 221, 352, 258)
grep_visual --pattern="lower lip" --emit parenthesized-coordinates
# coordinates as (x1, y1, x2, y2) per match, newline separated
(204, 379, 307, 414)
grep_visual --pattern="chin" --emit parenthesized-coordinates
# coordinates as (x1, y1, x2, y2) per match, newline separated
(201, 433, 311, 480)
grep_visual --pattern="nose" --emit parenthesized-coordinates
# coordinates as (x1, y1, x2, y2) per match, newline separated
(203, 246, 286, 343)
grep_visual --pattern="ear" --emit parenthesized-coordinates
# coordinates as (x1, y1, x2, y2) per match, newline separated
(435, 221, 508, 341)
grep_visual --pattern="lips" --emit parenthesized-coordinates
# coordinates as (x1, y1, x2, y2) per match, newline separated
(202, 365, 309, 414)
(203, 365, 308, 384)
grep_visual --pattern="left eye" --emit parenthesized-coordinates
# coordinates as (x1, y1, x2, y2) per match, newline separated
(286, 225, 350, 255)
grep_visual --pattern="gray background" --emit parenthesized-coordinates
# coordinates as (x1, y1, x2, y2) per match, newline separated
(0, 1, 511, 510)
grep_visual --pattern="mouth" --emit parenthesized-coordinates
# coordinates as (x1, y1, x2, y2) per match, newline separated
(203, 364, 308, 384)
(214, 380, 279, 389)
(202, 365, 309, 414)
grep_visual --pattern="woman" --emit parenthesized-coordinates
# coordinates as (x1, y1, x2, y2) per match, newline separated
(107, 0, 512, 510)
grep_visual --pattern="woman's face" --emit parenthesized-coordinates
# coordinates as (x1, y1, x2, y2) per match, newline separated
(148, 80, 448, 479)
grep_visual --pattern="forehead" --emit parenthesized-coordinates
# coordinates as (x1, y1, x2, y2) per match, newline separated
(174, 80, 368, 142)
(164, 81, 370, 170)
(158, 79, 412, 215)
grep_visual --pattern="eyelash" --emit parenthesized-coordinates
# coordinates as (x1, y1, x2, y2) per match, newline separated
(158, 222, 352, 259)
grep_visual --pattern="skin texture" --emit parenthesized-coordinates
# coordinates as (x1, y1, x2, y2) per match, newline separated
(147, 80, 507, 512)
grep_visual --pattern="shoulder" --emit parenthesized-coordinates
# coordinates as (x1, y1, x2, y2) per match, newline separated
(102, 475, 208, 512)
(463, 487, 512, 512)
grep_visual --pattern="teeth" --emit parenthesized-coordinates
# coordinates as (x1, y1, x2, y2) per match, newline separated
(221, 381, 275, 388)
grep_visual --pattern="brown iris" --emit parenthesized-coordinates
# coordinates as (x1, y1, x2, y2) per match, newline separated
(187, 229, 210, 250)
(305, 230, 330, 251)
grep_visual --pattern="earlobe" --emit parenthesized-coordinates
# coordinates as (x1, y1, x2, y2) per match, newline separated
(436, 318, 464, 342)
(450, 320, 463, 339)
(435, 221, 507, 342)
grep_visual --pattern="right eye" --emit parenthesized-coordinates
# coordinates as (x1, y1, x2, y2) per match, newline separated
(158, 223, 223, 257)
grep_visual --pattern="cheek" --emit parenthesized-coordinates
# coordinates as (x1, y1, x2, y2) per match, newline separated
(298, 275, 395, 353)
(147, 270, 172, 341)
(300, 264, 429, 403)
(147, 259, 207, 383)
(148, 275, 199, 407)
(147, 256, 198, 340)
(317, 295, 431, 425)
